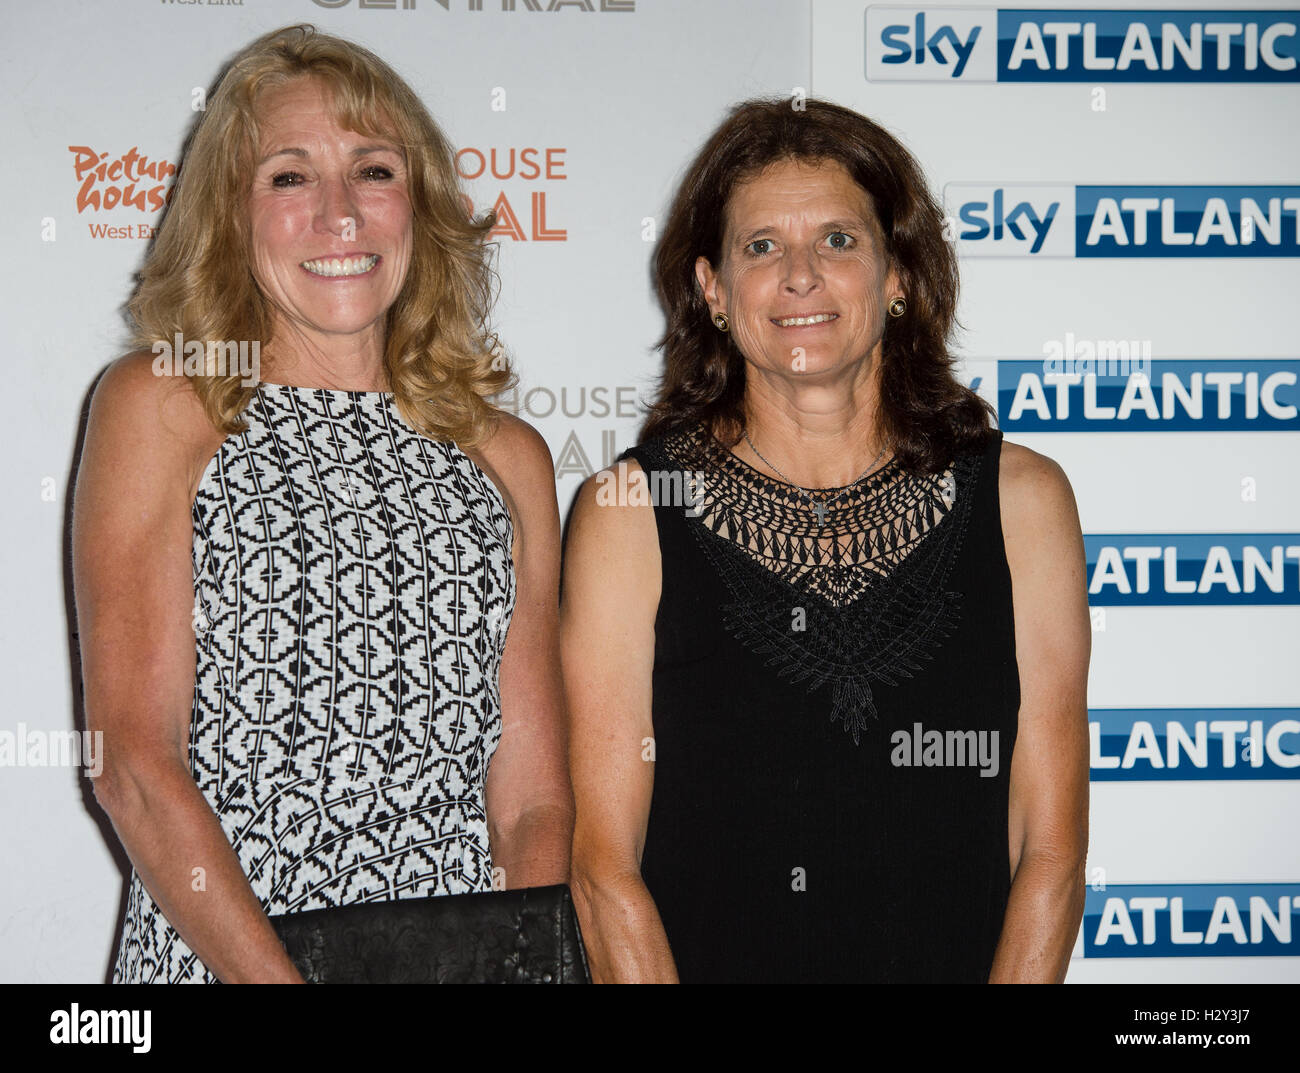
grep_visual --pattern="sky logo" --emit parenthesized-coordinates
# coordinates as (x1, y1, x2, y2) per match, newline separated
(869, 8, 994, 79)
(946, 185, 1300, 256)
(945, 184, 1073, 256)
(866, 9, 1300, 82)
(1091, 709, 1300, 780)
(1086, 535, 1300, 605)
(1084, 885, 1300, 957)
(998, 360, 1300, 430)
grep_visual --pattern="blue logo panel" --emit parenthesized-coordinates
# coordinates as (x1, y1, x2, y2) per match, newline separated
(867, 9, 1300, 82)
(997, 360, 1300, 430)
(1077, 186, 1300, 257)
(997, 10, 1300, 82)
(1085, 534, 1300, 605)
(1091, 709, 1300, 780)
(1084, 884, 1300, 957)
(945, 185, 1300, 256)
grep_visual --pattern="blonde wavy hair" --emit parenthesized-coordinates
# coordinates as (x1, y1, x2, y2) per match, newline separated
(128, 23, 513, 447)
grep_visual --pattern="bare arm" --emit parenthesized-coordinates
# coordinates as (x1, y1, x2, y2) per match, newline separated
(560, 461, 677, 983)
(987, 441, 1090, 984)
(73, 354, 303, 983)
(478, 416, 574, 888)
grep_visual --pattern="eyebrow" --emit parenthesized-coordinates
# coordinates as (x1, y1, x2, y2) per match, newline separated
(257, 144, 404, 166)
(734, 218, 873, 245)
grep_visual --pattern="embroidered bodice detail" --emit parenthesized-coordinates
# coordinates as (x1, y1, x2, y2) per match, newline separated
(648, 423, 982, 743)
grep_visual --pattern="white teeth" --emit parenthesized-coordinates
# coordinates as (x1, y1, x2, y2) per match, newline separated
(301, 254, 379, 277)
(776, 313, 837, 327)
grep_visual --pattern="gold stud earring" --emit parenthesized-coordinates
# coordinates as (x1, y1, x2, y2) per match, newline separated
(713, 312, 730, 332)
(888, 297, 907, 318)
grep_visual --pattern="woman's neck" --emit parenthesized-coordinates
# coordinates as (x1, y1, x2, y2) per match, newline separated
(733, 369, 890, 489)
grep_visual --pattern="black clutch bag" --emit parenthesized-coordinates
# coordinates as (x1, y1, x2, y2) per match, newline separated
(269, 884, 591, 984)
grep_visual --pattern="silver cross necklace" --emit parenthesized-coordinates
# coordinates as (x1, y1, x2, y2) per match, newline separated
(742, 431, 889, 529)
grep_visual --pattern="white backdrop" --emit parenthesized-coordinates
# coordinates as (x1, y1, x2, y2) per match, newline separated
(813, 0, 1300, 981)
(1, 0, 1295, 982)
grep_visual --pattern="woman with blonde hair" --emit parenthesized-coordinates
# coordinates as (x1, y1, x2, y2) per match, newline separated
(73, 23, 574, 983)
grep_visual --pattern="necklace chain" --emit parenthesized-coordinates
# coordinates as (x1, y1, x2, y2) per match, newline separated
(742, 431, 888, 530)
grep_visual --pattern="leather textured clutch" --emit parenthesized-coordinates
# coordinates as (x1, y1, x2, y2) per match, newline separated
(269, 884, 591, 984)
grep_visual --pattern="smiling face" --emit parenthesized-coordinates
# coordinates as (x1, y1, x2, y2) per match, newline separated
(246, 76, 413, 358)
(696, 156, 901, 387)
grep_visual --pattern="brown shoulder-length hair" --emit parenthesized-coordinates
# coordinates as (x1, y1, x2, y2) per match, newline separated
(644, 97, 993, 473)
(127, 23, 512, 447)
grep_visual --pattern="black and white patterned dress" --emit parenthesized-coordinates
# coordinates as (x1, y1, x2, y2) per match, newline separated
(112, 383, 516, 983)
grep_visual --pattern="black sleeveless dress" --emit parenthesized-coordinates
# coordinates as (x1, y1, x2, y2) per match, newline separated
(617, 423, 1017, 984)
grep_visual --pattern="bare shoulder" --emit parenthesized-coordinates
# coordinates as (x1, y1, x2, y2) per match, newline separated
(465, 409, 557, 538)
(85, 351, 225, 500)
(997, 439, 1085, 592)
(566, 455, 659, 577)
(569, 454, 658, 539)
(998, 439, 1080, 536)
(92, 350, 209, 432)
(562, 454, 661, 619)
(476, 409, 554, 482)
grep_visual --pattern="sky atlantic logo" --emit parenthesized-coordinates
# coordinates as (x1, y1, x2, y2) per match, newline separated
(1084, 884, 1300, 957)
(1085, 535, 1300, 605)
(866, 9, 1300, 82)
(944, 185, 1300, 257)
(1090, 709, 1300, 780)
(998, 360, 1300, 431)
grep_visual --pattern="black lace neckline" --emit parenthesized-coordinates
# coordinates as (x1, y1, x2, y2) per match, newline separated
(658, 422, 959, 607)
(642, 421, 983, 743)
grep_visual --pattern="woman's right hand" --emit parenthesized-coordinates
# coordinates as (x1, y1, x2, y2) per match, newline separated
(73, 352, 304, 983)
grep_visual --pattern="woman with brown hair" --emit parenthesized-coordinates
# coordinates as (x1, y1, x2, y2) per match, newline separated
(562, 98, 1089, 983)
(73, 24, 572, 983)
